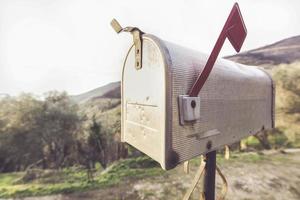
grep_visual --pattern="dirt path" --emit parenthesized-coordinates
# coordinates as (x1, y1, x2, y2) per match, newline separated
(8, 152, 300, 200)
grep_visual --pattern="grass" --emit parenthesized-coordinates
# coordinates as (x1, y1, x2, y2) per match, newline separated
(0, 152, 295, 198)
(184, 151, 266, 168)
(0, 173, 23, 187)
(227, 152, 264, 163)
(0, 153, 263, 198)
(241, 133, 292, 150)
(0, 156, 163, 198)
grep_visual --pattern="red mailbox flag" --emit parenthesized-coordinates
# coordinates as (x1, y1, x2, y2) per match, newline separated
(189, 3, 247, 97)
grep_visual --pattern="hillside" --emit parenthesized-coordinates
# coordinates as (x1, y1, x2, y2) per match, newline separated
(226, 35, 300, 68)
(71, 81, 120, 103)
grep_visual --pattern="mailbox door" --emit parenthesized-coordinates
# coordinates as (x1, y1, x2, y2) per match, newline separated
(122, 35, 171, 169)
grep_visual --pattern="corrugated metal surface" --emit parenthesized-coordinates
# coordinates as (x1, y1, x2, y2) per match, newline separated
(158, 35, 274, 168)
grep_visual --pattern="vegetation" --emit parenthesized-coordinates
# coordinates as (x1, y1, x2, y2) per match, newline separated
(0, 62, 299, 198)
(0, 156, 162, 198)
(271, 63, 300, 147)
(0, 92, 126, 173)
(0, 152, 286, 198)
(0, 92, 82, 172)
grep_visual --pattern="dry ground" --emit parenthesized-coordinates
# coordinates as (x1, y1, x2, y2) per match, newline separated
(5, 151, 300, 200)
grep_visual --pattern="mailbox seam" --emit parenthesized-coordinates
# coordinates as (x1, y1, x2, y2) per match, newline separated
(143, 34, 175, 170)
(121, 44, 135, 142)
(260, 68, 275, 128)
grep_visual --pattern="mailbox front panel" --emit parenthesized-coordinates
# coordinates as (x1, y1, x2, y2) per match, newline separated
(122, 37, 170, 169)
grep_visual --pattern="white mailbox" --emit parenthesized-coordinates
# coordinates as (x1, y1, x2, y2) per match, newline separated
(112, 4, 274, 170)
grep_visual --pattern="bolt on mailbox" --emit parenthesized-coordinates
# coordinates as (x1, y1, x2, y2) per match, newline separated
(112, 3, 275, 170)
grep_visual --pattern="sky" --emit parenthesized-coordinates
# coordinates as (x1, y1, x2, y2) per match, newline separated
(0, 0, 299, 96)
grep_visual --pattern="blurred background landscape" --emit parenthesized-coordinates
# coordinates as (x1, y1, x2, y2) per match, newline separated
(0, 35, 300, 200)
(1, 0, 300, 199)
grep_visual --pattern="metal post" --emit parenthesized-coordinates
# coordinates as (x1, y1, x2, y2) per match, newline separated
(203, 150, 216, 200)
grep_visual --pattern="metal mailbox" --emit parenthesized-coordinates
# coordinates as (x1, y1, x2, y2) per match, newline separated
(113, 4, 275, 170)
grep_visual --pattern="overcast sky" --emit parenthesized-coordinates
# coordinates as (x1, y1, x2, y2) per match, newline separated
(0, 0, 299, 96)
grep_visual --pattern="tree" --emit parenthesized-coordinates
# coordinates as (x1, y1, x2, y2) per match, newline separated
(87, 116, 108, 169)
(0, 94, 44, 171)
(0, 92, 83, 172)
(38, 91, 82, 168)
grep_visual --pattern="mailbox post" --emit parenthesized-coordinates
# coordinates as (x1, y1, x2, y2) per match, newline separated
(204, 151, 216, 199)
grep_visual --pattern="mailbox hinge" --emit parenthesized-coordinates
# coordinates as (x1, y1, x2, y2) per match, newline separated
(111, 19, 144, 70)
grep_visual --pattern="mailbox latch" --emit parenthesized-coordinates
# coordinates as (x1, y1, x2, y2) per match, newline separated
(111, 19, 144, 70)
(178, 95, 201, 125)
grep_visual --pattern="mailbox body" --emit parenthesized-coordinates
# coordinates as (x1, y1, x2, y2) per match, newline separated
(122, 34, 274, 170)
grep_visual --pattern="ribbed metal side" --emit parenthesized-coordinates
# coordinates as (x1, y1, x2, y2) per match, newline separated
(160, 39, 274, 165)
